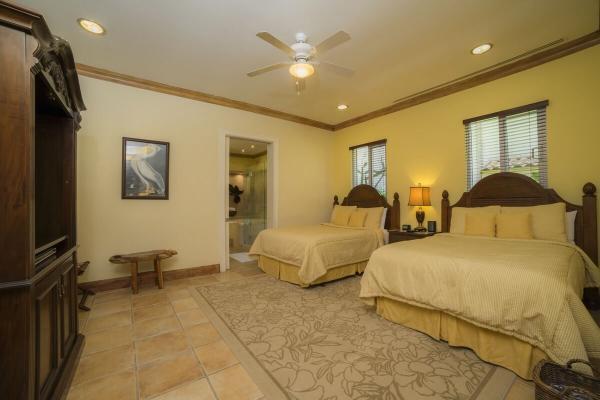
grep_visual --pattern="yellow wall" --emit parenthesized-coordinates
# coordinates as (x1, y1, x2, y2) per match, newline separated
(332, 46, 600, 243)
(77, 77, 333, 282)
(78, 45, 600, 282)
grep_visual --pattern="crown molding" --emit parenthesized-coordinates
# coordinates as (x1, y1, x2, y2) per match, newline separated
(76, 31, 599, 133)
(333, 31, 600, 131)
(75, 64, 335, 131)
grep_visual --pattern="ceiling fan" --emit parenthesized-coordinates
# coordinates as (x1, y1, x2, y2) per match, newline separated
(247, 31, 354, 92)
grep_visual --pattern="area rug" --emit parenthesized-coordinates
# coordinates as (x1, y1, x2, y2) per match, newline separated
(194, 275, 517, 400)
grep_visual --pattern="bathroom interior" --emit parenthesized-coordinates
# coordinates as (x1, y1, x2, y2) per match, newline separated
(228, 138, 268, 268)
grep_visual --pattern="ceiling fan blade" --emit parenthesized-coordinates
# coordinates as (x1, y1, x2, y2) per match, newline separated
(256, 32, 295, 57)
(294, 78, 306, 94)
(315, 31, 350, 54)
(318, 61, 354, 78)
(247, 63, 289, 77)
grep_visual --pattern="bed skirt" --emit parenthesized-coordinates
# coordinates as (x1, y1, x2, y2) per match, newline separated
(257, 255, 368, 287)
(376, 296, 548, 380)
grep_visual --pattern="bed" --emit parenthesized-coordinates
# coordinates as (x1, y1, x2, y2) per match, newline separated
(360, 173, 600, 379)
(250, 184, 400, 286)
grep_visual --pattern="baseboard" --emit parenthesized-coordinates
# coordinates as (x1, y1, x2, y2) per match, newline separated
(80, 264, 220, 293)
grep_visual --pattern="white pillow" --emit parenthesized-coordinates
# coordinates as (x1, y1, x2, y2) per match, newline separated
(566, 211, 577, 244)
(380, 208, 387, 229)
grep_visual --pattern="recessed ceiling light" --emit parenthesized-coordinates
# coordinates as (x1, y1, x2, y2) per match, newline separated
(337, 104, 349, 111)
(250, 144, 255, 149)
(78, 18, 105, 35)
(471, 43, 492, 55)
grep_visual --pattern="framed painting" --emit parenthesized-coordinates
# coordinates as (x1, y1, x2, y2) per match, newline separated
(122, 137, 170, 199)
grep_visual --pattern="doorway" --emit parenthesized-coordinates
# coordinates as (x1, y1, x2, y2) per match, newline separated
(223, 136, 274, 272)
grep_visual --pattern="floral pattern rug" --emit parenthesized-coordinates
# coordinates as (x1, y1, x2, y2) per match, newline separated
(197, 275, 499, 400)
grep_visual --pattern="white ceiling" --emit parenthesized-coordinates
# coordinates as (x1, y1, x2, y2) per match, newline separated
(18, 0, 599, 125)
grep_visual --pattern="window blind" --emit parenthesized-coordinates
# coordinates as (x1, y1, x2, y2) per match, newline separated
(351, 139, 387, 196)
(465, 100, 548, 189)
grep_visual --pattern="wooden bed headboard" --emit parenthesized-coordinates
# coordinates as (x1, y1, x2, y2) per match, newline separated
(441, 172, 598, 264)
(333, 184, 400, 230)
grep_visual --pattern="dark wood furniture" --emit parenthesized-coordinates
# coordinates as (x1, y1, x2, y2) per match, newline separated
(389, 230, 436, 243)
(441, 172, 598, 308)
(109, 250, 178, 294)
(333, 184, 401, 230)
(0, 2, 86, 399)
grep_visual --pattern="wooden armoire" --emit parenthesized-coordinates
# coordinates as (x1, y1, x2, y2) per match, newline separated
(0, 2, 86, 399)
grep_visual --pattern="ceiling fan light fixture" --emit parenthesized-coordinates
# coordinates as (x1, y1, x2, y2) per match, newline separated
(77, 18, 105, 35)
(471, 43, 492, 55)
(289, 62, 315, 79)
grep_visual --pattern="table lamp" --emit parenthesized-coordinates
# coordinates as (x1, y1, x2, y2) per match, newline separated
(408, 183, 431, 232)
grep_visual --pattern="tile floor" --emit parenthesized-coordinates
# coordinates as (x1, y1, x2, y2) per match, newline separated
(74, 259, 600, 400)
(72, 261, 264, 400)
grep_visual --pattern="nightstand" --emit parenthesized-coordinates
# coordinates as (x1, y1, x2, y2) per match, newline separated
(388, 230, 436, 243)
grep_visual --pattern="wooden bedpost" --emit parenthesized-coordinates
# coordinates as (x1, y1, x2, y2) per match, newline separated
(390, 192, 400, 229)
(333, 195, 339, 207)
(582, 182, 597, 264)
(441, 190, 450, 232)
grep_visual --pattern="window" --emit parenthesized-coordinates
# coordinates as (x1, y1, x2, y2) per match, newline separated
(351, 139, 387, 196)
(464, 100, 548, 189)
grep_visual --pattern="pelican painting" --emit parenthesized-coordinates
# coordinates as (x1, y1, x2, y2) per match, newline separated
(122, 137, 170, 199)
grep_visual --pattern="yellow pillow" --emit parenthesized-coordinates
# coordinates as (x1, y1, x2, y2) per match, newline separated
(348, 210, 368, 227)
(464, 213, 496, 237)
(501, 203, 567, 242)
(450, 206, 501, 234)
(330, 205, 357, 226)
(496, 213, 533, 239)
(360, 207, 385, 229)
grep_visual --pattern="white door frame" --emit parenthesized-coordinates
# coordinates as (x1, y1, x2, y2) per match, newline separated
(217, 130, 278, 272)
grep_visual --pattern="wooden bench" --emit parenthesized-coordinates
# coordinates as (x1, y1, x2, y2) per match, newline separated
(109, 249, 177, 294)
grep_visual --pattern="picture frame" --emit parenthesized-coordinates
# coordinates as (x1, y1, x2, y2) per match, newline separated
(121, 137, 170, 200)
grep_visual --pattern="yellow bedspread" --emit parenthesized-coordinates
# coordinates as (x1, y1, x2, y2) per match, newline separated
(360, 234, 600, 368)
(249, 223, 384, 284)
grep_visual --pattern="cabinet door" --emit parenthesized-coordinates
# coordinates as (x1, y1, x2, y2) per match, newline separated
(59, 259, 77, 359)
(35, 272, 60, 400)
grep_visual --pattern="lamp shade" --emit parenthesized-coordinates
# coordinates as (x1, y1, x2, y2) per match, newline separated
(408, 185, 431, 206)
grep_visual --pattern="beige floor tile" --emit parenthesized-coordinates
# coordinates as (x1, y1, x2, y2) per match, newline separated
(133, 303, 175, 323)
(68, 369, 136, 400)
(90, 298, 131, 319)
(84, 310, 132, 333)
(505, 377, 535, 400)
(137, 284, 168, 296)
(135, 330, 190, 365)
(172, 297, 199, 313)
(164, 279, 193, 289)
(83, 325, 133, 356)
(94, 288, 131, 304)
(209, 364, 262, 400)
(133, 292, 170, 309)
(152, 378, 216, 400)
(188, 275, 219, 286)
(185, 322, 221, 347)
(166, 288, 192, 301)
(133, 315, 182, 339)
(72, 345, 135, 386)
(138, 352, 204, 399)
(214, 271, 245, 283)
(177, 309, 209, 328)
(78, 310, 90, 331)
(194, 340, 237, 374)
